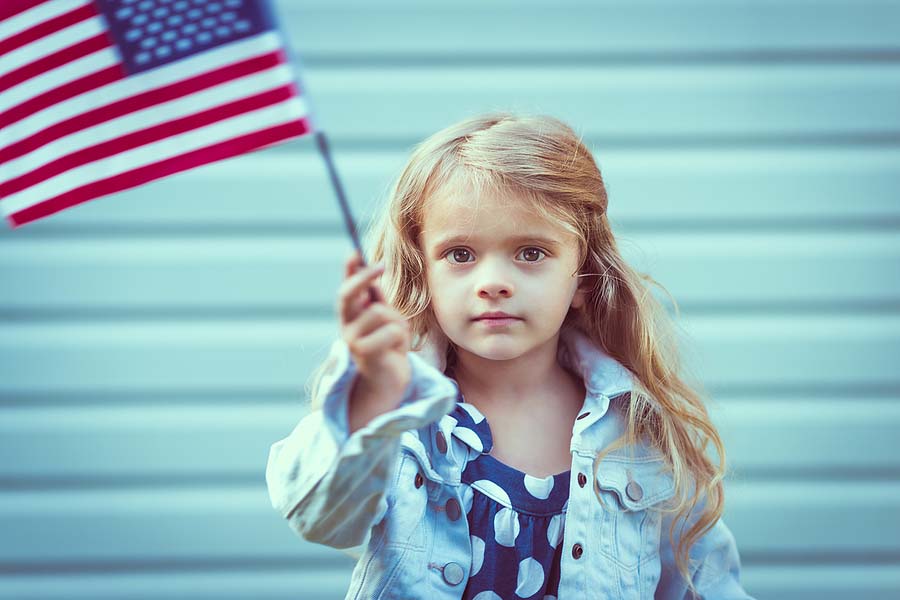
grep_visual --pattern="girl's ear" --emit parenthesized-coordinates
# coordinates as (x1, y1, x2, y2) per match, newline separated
(570, 284, 587, 310)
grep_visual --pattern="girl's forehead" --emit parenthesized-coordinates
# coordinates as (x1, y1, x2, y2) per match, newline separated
(423, 185, 540, 229)
(420, 186, 571, 247)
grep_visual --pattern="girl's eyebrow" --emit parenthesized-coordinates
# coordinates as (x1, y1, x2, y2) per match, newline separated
(432, 233, 561, 249)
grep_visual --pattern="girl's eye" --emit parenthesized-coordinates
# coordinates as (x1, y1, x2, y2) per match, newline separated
(446, 248, 473, 264)
(519, 247, 547, 262)
(442, 247, 547, 264)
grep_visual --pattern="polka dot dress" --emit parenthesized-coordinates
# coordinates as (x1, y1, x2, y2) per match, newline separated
(449, 392, 570, 600)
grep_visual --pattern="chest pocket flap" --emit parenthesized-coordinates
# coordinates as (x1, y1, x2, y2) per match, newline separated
(595, 455, 676, 511)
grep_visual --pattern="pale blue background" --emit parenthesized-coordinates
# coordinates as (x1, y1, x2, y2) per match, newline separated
(1, 1, 899, 598)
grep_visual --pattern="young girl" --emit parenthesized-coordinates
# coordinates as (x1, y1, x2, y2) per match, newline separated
(266, 113, 754, 599)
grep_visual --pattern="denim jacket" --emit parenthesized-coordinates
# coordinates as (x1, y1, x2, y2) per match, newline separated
(266, 325, 755, 599)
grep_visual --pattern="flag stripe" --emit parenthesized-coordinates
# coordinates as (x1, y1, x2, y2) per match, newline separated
(7, 117, 311, 228)
(0, 2, 96, 59)
(1, 83, 299, 197)
(0, 45, 117, 115)
(2, 10, 103, 77)
(2, 32, 281, 135)
(3, 97, 308, 214)
(0, 63, 121, 130)
(0, 50, 287, 166)
(0, 0, 55, 26)
(0, 31, 110, 93)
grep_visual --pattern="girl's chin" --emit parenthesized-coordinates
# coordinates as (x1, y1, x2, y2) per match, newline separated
(465, 340, 528, 361)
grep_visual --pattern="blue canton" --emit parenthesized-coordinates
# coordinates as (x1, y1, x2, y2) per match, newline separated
(96, 0, 275, 74)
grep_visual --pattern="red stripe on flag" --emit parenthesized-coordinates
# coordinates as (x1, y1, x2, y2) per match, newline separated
(0, 84, 298, 197)
(0, 3, 97, 57)
(0, 0, 47, 22)
(0, 50, 285, 163)
(0, 32, 111, 93)
(0, 64, 123, 129)
(6, 117, 312, 228)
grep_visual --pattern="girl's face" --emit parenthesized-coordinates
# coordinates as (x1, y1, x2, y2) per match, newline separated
(419, 185, 586, 363)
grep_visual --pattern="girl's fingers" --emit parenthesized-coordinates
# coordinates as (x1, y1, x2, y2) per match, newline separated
(345, 302, 393, 341)
(350, 321, 408, 357)
(345, 250, 365, 278)
(338, 263, 385, 322)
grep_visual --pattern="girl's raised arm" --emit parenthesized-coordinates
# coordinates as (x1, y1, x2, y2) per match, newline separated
(264, 252, 458, 553)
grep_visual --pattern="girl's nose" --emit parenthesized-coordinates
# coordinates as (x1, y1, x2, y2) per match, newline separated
(476, 270, 515, 298)
(478, 282, 512, 298)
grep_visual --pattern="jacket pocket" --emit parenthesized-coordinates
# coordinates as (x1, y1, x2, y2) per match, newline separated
(594, 456, 676, 572)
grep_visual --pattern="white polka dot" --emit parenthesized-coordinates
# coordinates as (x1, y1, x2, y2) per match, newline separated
(438, 415, 458, 434)
(459, 402, 486, 424)
(523, 473, 554, 499)
(547, 513, 565, 548)
(472, 479, 512, 506)
(493, 507, 520, 546)
(516, 557, 545, 598)
(462, 484, 475, 514)
(543, 596, 557, 600)
(470, 534, 485, 576)
(454, 426, 484, 453)
(472, 592, 502, 600)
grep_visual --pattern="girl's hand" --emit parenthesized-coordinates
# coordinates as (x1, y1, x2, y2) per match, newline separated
(337, 250, 412, 400)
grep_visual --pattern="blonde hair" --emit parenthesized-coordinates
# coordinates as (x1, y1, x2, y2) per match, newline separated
(307, 111, 726, 595)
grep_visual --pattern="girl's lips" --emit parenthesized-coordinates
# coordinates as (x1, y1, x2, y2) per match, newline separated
(474, 317, 521, 327)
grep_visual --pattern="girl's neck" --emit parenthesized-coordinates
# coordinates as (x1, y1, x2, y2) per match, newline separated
(450, 332, 582, 417)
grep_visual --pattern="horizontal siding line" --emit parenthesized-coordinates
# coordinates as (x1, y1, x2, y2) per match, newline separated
(293, 50, 900, 68)
(4, 219, 900, 238)
(0, 389, 306, 408)
(0, 475, 267, 492)
(262, 133, 900, 152)
(1, 303, 900, 322)
(730, 467, 900, 482)
(740, 551, 900, 566)
(0, 557, 351, 576)
(1, 552, 898, 576)
(4, 469, 900, 493)
(3, 384, 900, 408)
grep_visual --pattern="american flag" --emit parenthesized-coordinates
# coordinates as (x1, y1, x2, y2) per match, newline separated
(0, 0, 313, 228)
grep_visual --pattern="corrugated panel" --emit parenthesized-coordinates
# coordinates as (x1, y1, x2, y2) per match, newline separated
(1, 1, 898, 598)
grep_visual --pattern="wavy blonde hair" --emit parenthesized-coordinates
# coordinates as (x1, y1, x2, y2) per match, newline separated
(307, 112, 726, 595)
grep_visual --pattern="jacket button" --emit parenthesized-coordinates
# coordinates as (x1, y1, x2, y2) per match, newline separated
(445, 497, 461, 521)
(577, 473, 587, 488)
(576, 411, 590, 420)
(435, 430, 448, 454)
(571, 543, 583, 559)
(414, 472, 424, 488)
(626, 481, 643, 502)
(442, 561, 465, 585)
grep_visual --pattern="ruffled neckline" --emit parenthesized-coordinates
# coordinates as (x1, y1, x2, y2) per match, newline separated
(448, 388, 570, 515)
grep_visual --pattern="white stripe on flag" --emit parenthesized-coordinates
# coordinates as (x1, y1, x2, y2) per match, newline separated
(2, 96, 307, 214)
(1, 32, 283, 142)
(0, 0, 93, 45)
(2, 63, 296, 182)
(0, 46, 117, 114)
(0, 16, 107, 76)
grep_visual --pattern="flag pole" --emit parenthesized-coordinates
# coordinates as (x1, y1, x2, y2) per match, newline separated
(314, 130, 365, 262)
(269, 2, 377, 297)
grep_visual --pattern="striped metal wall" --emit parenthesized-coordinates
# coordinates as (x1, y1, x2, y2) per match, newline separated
(2, 1, 899, 597)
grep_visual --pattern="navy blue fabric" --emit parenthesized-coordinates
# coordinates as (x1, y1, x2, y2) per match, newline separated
(449, 392, 571, 599)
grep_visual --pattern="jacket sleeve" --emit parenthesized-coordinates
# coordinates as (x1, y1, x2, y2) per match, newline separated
(265, 337, 458, 555)
(656, 495, 756, 599)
